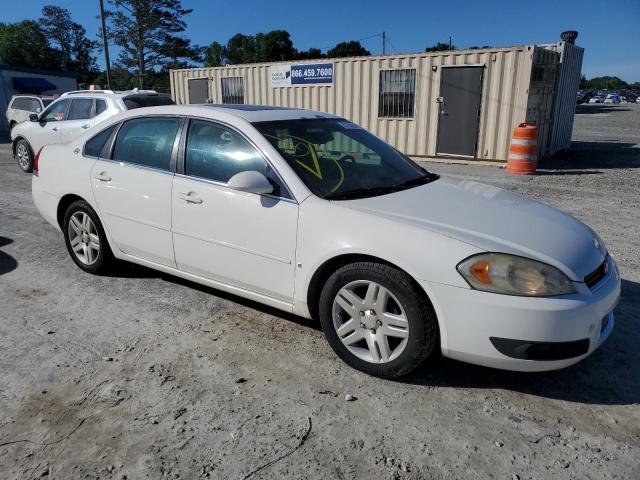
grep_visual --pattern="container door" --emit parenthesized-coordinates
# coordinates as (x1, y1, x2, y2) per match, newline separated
(436, 66, 483, 158)
(188, 78, 209, 104)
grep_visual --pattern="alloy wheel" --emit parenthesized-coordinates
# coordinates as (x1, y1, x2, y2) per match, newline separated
(332, 280, 409, 363)
(67, 211, 100, 266)
(16, 143, 30, 170)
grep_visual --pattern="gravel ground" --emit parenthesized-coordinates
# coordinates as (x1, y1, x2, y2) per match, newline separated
(0, 103, 639, 480)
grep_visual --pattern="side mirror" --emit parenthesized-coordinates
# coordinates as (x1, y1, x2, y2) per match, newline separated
(29, 113, 39, 122)
(227, 171, 273, 195)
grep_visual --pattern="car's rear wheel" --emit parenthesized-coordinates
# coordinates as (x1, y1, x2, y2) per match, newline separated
(63, 200, 114, 274)
(15, 139, 33, 173)
(319, 262, 438, 378)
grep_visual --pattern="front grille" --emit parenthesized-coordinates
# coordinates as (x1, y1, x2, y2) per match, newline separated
(584, 258, 608, 288)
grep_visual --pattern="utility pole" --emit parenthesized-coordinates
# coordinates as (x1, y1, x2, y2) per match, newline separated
(448, 35, 453, 50)
(99, 0, 112, 90)
(382, 31, 386, 55)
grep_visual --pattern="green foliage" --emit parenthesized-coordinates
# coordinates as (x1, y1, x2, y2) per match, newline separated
(204, 41, 226, 67)
(425, 42, 455, 52)
(39, 5, 98, 82)
(580, 75, 629, 90)
(296, 48, 323, 60)
(325, 41, 370, 58)
(0, 20, 61, 71)
(107, 0, 202, 88)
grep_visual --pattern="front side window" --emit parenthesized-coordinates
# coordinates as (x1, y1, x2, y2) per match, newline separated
(84, 125, 116, 158)
(221, 77, 244, 104)
(28, 98, 42, 112)
(253, 118, 436, 200)
(41, 99, 70, 122)
(67, 99, 94, 120)
(378, 69, 416, 118)
(185, 119, 288, 197)
(113, 117, 180, 171)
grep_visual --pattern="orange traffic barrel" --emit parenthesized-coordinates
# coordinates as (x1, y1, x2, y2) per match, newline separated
(506, 123, 538, 174)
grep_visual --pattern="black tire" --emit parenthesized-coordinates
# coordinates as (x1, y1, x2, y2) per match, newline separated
(62, 200, 114, 274)
(318, 262, 438, 379)
(15, 139, 33, 173)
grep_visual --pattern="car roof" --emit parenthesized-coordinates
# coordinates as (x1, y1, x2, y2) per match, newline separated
(114, 104, 341, 122)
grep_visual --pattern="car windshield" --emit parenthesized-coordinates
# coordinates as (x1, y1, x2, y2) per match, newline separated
(252, 118, 438, 200)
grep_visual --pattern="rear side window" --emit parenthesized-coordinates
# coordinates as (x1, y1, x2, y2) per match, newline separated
(113, 117, 180, 171)
(28, 98, 42, 112)
(84, 125, 116, 158)
(11, 98, 28, 110)
(123, 94, 175, 110)
(41, 99, 70, 122)
(96, 99, 107, 115)
(68, 99, 94, 120)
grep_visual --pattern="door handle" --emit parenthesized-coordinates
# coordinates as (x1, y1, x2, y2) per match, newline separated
(178, 192, 203, 204)
(94, 173, 111, 182)
(52, 126, 60, 131)
(81, 124, 90, 129)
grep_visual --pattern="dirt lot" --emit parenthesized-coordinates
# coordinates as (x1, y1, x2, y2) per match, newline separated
(1, 104, 639, 480)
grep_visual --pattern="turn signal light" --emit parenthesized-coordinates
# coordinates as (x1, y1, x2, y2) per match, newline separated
(469, 260, 492, 285)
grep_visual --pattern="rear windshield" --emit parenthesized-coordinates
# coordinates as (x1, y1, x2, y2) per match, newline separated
(123, 94, 175, 110)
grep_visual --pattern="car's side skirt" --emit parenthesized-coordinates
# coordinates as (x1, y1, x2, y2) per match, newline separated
(116, 251, 295, 314)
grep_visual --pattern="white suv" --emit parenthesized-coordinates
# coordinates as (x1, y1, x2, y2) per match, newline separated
(11, 89, 173, 172)
(6, 95, 56, 129)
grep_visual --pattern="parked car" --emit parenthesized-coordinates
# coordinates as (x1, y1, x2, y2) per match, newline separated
(11, 89, 174, 173)
(6, 95, 55, 129)
(588, 96, 605, 103)
(636, 96, 640, 104)
(31, 105, 620, 378)
(603, 94, 622, 104)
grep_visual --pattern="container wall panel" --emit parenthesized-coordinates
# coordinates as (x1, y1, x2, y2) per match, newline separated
(171, 46, 539, 161)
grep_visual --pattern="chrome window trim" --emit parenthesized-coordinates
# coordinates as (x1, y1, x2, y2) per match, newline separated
(183, 115, 296, 202)
(89, 156, 177, 177)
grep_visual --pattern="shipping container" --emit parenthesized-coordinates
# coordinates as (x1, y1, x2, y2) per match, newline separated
(170, 38, 582, 162)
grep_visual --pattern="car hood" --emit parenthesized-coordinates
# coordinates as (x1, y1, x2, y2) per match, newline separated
(339, 176, 605, 281)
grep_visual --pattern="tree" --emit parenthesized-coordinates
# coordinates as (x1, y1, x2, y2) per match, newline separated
(425, 42, 455, 52)
(579, 74, 588, 89)
(255, 30, 296, 62)
(0, 21, 59, 70)
(39, 5, 98, 82)
(296, 48, 323, 60)
(107, 0, 202, 89)
(225, 33, 256, 64)
(580, 76, 628, 90)
(325, 41, 370, 58)
(204, 41, 226, 67)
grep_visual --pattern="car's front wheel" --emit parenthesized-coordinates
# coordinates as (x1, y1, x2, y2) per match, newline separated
(63, 200, 114, 274)
(319, 262, 438, 378)
(15, 139, 33, 173)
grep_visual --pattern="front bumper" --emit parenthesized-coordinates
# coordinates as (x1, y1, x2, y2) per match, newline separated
(421, 255, 621, 372)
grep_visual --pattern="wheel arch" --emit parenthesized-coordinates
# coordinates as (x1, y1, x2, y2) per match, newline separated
(56, 194, 86, 230)
(12, 135, 31, 156)
(306, 253, 437, 323)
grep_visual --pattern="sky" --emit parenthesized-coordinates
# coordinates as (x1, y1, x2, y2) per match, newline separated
(2, 0, 639, 82)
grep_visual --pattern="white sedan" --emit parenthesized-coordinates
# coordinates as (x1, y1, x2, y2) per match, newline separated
(31, 105, 620, 378)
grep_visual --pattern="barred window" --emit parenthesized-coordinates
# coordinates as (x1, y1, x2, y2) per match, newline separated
(378, 69, 416, 118)
(221, 77, 244, 104)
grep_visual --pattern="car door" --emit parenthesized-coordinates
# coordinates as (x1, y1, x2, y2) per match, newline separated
(90, 116, 182, 267)
(31, 99, 69, 151)
(171, 118, 298, 302)
(62, 98, 110, 143)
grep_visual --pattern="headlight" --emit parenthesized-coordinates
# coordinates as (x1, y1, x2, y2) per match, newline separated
(457, 253, 576, 296)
